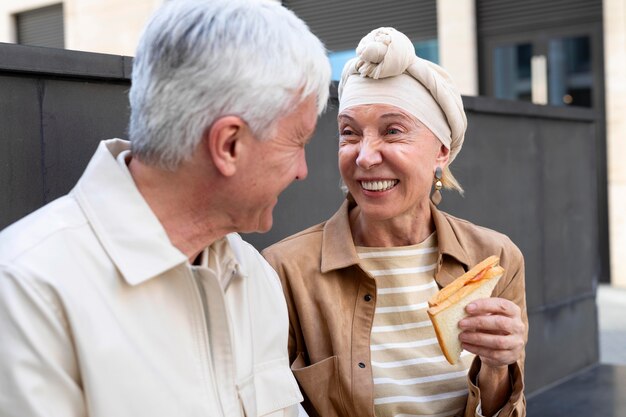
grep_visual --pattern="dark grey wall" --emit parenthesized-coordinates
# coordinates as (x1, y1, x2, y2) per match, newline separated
(0, 43, 604, 396)
(0, 43, 132, 229)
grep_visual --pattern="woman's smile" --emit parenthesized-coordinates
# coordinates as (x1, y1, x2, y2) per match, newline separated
(359, 179, 399, 192)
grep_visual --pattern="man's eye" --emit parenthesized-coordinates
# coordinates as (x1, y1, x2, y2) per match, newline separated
(387, 128, 400, 135)
(340, 129, 354, 136)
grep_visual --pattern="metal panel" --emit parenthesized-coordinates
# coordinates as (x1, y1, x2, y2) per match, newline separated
(0, 75, 44, 229)
(477, 0, 602, 36)
(443, 111, 544, 312)
(0, 43, 132, 80)
(41, 79, 131, 202)
(283, 0, 436, 51)
(16, 3, 64, 49)
(526, 298, 599, 393)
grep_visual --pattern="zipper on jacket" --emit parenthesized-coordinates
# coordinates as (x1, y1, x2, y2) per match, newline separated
(191, 272, 226, 415)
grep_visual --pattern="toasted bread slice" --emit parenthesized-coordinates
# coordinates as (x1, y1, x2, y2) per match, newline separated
(427, 257, 504, 364)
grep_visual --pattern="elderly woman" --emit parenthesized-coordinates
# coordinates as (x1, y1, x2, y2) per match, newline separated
(263, 27, 527, 417)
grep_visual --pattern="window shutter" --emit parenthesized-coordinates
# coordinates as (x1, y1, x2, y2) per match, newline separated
(477, 0, 602, 37)
(16, 3, 65, 49)
(283, 0, 437, 51)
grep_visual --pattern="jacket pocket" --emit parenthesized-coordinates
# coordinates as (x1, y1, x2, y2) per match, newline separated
(237, 357, 303, 417)
(291, 353, 348, 417)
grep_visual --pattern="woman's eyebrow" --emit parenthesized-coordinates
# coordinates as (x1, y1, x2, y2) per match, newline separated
(379, 112, 411, 121)
(337, 114, 356, 122)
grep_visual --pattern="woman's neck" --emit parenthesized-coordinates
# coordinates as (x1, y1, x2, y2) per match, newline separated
(349, 204, 435, 248)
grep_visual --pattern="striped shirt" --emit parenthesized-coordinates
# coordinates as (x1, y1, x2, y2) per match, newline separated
(357, 232, 473, 417)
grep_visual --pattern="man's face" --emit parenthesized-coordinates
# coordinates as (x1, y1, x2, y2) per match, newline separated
(236, 95, 318, 233)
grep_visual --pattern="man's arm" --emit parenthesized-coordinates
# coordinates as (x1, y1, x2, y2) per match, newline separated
(0, 265, 85, 417)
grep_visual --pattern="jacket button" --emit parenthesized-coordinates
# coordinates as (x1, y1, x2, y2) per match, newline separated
(364, 294, 372, 302)
(358, 362, 366, 368)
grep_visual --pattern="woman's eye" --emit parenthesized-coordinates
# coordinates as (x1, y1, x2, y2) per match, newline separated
(340, 128, 354, 136)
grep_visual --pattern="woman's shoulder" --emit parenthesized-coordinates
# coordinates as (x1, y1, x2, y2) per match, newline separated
(437, 209, 523, 262)
(262, 221, 326, 265)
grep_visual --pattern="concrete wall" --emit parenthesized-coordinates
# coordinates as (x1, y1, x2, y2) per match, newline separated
(0, 43, 602, 395)
(436, 0, 478, 95)
(0, 0, 159, 55)
(604, 0, 626, 288)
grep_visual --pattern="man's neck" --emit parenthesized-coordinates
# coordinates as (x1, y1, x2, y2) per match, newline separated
(127, 157, 233, 262)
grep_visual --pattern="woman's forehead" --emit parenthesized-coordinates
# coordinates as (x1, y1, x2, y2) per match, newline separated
(338, 103, 417, 120)
(338, 104, 427, 127)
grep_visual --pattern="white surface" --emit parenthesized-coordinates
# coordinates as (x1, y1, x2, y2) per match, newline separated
(598, 284, 626, 365)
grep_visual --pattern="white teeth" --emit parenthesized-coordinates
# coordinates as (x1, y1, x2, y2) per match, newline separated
(360, 180, 398, 191)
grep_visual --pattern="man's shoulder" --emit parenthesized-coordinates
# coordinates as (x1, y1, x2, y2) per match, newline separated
(227, 233, 280, 278)
(0, 195, 89, 266)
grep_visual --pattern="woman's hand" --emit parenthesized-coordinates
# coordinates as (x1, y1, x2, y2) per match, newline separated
(457, 297, 525, 368)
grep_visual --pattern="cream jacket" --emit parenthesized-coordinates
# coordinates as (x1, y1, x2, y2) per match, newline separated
(0, 139, 302, 417)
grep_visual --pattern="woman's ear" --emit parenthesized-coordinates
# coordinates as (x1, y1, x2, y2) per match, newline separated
(435, 143, 451, 167)
(205, 116, 247, 177)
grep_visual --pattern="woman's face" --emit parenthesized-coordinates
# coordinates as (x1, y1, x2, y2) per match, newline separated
(338, 103, 449, 222)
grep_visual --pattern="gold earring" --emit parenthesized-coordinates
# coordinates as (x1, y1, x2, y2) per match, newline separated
(430, 166, 443, 205)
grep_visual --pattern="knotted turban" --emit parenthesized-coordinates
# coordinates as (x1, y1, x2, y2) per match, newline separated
(338, 27, 467, 163)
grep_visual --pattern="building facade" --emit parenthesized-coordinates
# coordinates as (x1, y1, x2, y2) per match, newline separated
(0, 0, 625, 287)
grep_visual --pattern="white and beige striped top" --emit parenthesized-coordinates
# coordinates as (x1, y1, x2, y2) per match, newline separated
(356, 232, 474, 417)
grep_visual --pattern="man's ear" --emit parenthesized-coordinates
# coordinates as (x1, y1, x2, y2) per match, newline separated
(205, 116, 247, 177)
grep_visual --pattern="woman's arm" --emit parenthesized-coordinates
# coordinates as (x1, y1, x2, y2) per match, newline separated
(460, 298, 525, 416)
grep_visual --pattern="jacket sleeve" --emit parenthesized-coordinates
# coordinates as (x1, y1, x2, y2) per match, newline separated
(0, 265, 86, 417)
(464, 244, 527, 417)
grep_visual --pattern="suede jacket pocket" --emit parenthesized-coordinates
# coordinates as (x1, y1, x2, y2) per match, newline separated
(291, 353, 348, 417)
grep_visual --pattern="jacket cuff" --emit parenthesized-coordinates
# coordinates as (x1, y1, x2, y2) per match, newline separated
(466, 357, 525, 417)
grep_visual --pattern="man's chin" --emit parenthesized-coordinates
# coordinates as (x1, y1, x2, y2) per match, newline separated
(240, 215, 273, 235)
(255, 217, 273, 234)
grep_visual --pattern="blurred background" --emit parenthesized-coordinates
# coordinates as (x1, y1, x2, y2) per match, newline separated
(0, 0, 625, 414)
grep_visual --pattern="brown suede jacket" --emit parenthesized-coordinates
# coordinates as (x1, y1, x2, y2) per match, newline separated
(263, 200, 527, 417)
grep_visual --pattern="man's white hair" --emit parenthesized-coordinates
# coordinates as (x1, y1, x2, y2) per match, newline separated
(129, 0, 331, 170)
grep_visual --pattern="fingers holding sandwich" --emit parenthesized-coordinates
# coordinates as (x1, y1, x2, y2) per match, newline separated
(458, 297, 525, 367)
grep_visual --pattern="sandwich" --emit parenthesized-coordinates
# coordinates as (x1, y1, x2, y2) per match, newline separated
(427, 256, 504, 365)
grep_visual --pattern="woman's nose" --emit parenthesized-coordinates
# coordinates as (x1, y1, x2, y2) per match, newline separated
(356, 139, 382, 169)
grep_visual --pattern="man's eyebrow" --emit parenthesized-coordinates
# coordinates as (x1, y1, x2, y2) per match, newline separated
(337, 114, 356, 122)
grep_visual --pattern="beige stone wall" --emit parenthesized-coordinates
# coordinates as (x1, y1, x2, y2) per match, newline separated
(0, 0, 59, 44)
(436, 0, 478, 96)
(65, 0, 161, 55)
(0, 0, 161, 56)
(604, 0, 626, 288)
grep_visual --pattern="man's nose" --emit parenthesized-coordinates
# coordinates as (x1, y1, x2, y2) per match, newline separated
(295, 149, 308, 180)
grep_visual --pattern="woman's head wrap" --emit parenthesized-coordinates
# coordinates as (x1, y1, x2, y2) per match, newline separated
(338, 27, 467, 164)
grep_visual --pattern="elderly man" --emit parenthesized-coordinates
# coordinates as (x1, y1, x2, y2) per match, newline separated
(0, 1, 330, 416)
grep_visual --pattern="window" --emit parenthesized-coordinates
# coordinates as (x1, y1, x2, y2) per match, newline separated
(15, 3, 64, 49)
(329, 39, 439, 81)
(491, 35, 593, 108)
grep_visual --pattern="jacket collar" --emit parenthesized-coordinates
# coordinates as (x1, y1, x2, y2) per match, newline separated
(320, 198, 471, 282)
(73, 139, 188, 286)
(321, 200, 361, 273)
(429, 201, 471, 287)
(429, 201, 471, 267)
